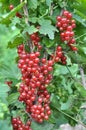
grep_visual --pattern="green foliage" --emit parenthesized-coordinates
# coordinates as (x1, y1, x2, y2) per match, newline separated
(0, 120, 12, 130)
(28, 0, 38, 9)
(24, 25, 38, 35)
(7, 93, 19, 105)
(0, 83, 10, 100)
(8, 36, 24, 48)
(31, 121, 54, 130)
(0, 24, 20, 45)
(38, 19, 58, 39)
(0, 1, 26, 23)
(46, 0, 52, 7)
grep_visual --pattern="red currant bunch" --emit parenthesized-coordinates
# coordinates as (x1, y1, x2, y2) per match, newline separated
(54, 45, 67, 65)
(17, 39, 53, 124)
(30, 33, 42, 50)
(31, 104, 51, 123)
(12, 117, 32, 130)
(56, 10, 77, 51)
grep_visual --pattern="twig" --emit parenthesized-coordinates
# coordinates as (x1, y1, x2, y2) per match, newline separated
(23, 2, 29, 24)
(50, 4, 53, 16)
(53, 5, 58, 10)
(74, 51, 86, 89)
(43, 4, 54, 60)
(79, 66, 86, 89)
(75, 32, 86, 40)
(51, 104, 86, 128)
(66, 65, 82, 86)
(24, 110, 33, 121)
(20, 0, 33, 52)
(20, 0, 29, 24)
(75, 98, 86, 101)
(39, 9, 48, 19)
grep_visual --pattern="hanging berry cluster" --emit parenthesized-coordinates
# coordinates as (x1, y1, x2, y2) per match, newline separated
(30, 33, 42, 50)
(15, 32, 54, 128)
(54, 46, 67, 65)
(56, 10, 77, 51)
(12, 117, 32, 130)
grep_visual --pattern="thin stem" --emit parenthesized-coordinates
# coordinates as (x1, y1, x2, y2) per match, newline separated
(66, 65, 75, 79)
(75, 52, 86, 89)
(79, 66, 86, 89)
(66, 65, 82, 86)
(51, 104, 86, 128)
(39, 9, 48, 19)
(23, 3, 29, 24)
(53, 5, 58, 10)
(20, 0, 33, 52)
(50, 4, 53, 16)
(75, 32, 86, 40)
(24, 110, 33, 121)
(75, 98, 86, 101)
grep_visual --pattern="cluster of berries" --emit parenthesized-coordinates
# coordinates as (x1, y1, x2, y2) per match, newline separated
(56, 10, 77, 51)
(12, 117, 32, 130)
(54, 45, 67, 65)
(17, 39, 53, 124)
(30, 33, 42, 50)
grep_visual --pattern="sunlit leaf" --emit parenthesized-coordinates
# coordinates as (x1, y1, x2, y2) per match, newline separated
(38, 19, 58, 39)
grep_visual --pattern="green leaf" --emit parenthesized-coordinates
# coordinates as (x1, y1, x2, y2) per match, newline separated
(31, 121, 54, 130)
(42, 37, 55, 48)
(15, 101, 25, 109)
(29, 17, 38, 23)
(7, 93, 19, 105)
(0, 120, 12, 130)
(48, 113, 56, 124)
(54, 64, 68, 76)
(54, 114, 68, 128)
(73, 13, 86, 27)
(7, 27, 20, 43)
(73, 0, 86, 15)
(77, 46, 86, 58)
(0, 1, 26, 23)
(46, 0, 52, 7)
(9, 0, 20, 6)
(26, 25, 38, 34)
(38, 19, 58, 39)
(11, 17, 21, 26)
(0, 24, 9, 44)
(50, 94, 60, 108)
(50, 105, 68, 128)
(68, 51, 86, 64)
(8, 36, 24, 48)
(54, 64, 78, 76)
(0, 24, 20, 45)
(28, 0, 38, 9)
(0, 0, 10, 12)
(75, 83, 86, 97)
(74, 9, 86, 20)
(60, 96, 74, 110)
(0, 63, 21, 81)
(0, 83, 10, 97)
(68, 64, 78, 76)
